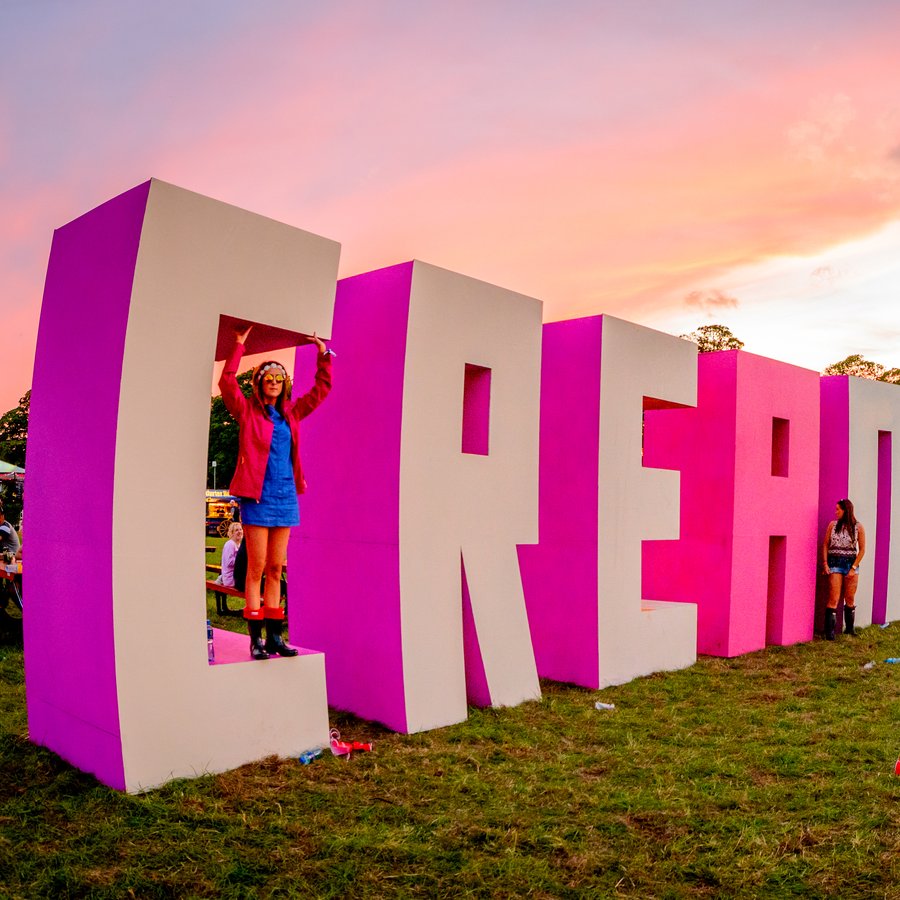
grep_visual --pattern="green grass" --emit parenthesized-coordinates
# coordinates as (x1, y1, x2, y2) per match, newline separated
(2, 605, 900, 898)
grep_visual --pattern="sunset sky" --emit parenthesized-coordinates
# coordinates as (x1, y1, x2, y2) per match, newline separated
(2, 0, 900, 414)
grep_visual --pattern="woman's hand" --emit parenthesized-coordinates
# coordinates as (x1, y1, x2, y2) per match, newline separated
(308, 332, 326, 353)
(235, 324, 253, 345)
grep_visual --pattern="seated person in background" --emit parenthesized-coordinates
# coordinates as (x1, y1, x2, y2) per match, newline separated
(215, 522, 243, 587)
(0, 504, 20, 561)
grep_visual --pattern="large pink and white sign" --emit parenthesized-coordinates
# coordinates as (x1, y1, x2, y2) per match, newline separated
(23, 180, 900, 791)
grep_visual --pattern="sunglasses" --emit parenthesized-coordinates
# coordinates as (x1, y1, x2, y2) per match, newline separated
(262, 373, 286, 384)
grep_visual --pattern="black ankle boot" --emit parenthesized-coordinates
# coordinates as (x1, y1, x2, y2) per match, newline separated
(248, 618, 269, 660)
(825, 609, 836, 641)
(265, 617, 299, 657)
(844, 605, 856, 636)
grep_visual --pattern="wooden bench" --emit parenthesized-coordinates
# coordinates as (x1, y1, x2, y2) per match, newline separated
(205, 579, 244, 616)
(204, 574, 289, 618)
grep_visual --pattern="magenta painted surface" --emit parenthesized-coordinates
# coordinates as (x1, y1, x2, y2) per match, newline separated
(291, 262, 412, 731)
(461, 558, 491, 705)
(24, 181, 151, 790)
(766, 536, 787, 646)
(643, 351, 819, 656)
(772, 418, 790, 477)
(462, 364, 491, 455)
(642, 352, 737, 655)
(209, 627, 316, 665)
(518, 317, 602, 688)
(873, 431, 892, 624)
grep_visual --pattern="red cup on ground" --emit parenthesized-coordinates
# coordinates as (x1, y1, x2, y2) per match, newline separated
(894, 757, 900, 776)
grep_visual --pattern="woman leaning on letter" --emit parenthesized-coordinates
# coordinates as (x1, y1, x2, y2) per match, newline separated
(821, 498, 866, 641)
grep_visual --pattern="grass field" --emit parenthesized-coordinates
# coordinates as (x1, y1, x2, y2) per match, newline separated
(2, 578, 900, 897)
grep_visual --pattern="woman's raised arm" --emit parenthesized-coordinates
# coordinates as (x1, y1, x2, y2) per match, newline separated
(218, 325, 253, 419)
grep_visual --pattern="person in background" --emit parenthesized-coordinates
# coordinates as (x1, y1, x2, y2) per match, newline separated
(0, 503, 20, 562)
(218, 324, 333, 660)
(216, 522, 244, 587)
(216, 522, 243, 588)
(822, 498, 866, 640)
(216, 522, 244, 616)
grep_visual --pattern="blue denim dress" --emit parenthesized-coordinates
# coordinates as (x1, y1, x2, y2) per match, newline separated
(239, 406, 300, 527)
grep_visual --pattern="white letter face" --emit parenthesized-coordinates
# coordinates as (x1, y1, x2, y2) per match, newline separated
(400, 263, 543, 730)
(596, 316, 699, 685)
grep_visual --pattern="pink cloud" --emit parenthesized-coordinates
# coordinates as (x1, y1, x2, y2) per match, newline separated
(4, 1, 900, 414)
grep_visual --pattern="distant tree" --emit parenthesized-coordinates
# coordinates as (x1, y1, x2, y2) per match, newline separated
(0, 390, 29, 468)
(207, 371, 253, 489)
(823, 354, 899, 383)
(679, 324, 744, 352)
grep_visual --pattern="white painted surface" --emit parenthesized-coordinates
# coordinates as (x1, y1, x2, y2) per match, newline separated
(596, 316, 698, 687)
(113, 180, 337, 791)
(399, 262, 542, 732)
(848, 377, 900, 627)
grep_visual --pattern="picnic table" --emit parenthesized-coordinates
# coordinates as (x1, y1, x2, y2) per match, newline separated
(0, 561, 23, 614)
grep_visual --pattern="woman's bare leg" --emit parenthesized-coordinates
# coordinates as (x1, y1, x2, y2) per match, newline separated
(826, 573, 843, 609)
(243, 524, 269, 612)
(843, 570, 859, 608)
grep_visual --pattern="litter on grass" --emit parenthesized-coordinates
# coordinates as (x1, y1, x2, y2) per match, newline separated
(595, 701, 616, 711)
(298, 748, 323, 765)
(862, 661, 876, 670)
(329, 728, 374, 758)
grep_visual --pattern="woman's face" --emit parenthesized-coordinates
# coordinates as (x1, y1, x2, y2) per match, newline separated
(835, 502, 844, 520)
(230, 526, 243, 544)
(260, 370, 286, 403)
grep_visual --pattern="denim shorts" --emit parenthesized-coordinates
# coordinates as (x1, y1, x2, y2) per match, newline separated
(827, 555, 856, 575)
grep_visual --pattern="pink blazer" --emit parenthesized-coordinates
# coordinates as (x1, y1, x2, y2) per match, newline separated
(218, 341, 332, 500)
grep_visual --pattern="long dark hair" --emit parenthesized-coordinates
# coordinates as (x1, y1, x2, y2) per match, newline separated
(836, 498, 858, 534)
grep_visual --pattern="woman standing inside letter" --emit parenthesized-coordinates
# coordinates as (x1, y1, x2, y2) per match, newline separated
(219, 324, 333, 659)
(822, 498, 866, 640)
